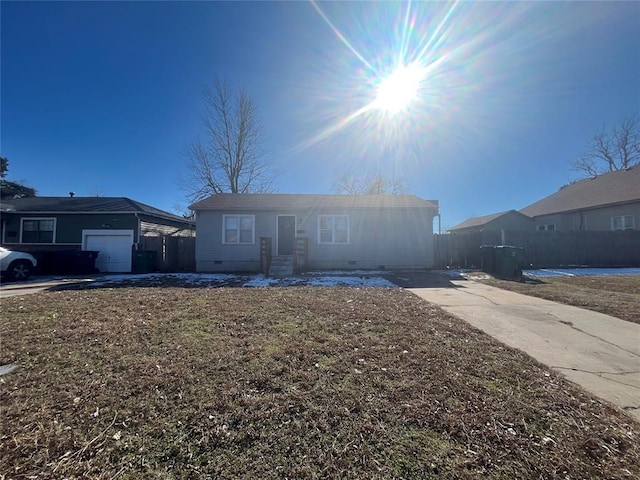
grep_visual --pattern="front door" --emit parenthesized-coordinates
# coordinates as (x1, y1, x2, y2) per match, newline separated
(277, 215, 296, 255)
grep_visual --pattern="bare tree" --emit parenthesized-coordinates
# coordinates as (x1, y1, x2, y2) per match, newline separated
(572, 115, 640, 177)
(333, 173, 407, 195)
(183, 77, 274, 202)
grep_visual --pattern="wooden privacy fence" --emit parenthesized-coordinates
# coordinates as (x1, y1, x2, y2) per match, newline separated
(435, 230, 640, 269)
(138, 235, 196, 273)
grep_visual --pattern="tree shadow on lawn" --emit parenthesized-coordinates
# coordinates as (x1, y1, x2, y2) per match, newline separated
(42, 270, 461, 292)
(381, 270, 462, 288)
(44, 274, 282, 291)
(44, 272, 401, 292)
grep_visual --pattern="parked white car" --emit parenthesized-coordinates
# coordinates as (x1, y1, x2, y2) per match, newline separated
(0, 247, 38, 281)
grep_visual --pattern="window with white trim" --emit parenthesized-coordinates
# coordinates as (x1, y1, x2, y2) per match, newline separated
(611, 215, 635, 231)
(536, 224, 556, 231)
(21, 218, 55, 243)
(223, 215, 255, 244)
(318, 215, 349, 244)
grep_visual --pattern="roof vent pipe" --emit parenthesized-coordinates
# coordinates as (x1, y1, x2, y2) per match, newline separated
(69, 192, 75, 198)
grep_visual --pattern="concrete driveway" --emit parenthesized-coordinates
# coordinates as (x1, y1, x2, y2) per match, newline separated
(410, 278, 640, 421)
(0, 277, 94, 298)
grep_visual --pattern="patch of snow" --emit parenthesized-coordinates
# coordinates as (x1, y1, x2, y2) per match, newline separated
(466, 273, 491, 280)
(242, 275, 280, 287)
(436, 269, 473, 278)
(90, 273, 237, 287)
(0, 364, 19, 376)
(55, 272, 399, 289)
(524, 268, 640, 278)
(539, 269, 575, 277)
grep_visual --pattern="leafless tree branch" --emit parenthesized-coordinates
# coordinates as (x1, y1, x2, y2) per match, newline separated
(572, 115, 640, 177)
(333, 173, 408, 195)
(182, 76, 274, 203)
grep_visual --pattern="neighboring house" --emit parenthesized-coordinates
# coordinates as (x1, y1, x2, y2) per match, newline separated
(190, 194, 439, 272)
(448, 210, 534, 234)
(520, 165, 640, 231)
(0, 197, 194, 273)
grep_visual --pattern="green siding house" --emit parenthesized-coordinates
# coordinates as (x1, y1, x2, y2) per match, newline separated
(0, 197, 194, 273)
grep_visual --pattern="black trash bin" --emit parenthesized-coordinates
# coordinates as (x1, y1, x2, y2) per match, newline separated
(480, 245, 496, 273)
(51, 250, 78, 274)
(32, 251, 54, 275)
(76, 251, 100, 274)
(50, 250, 99, 274)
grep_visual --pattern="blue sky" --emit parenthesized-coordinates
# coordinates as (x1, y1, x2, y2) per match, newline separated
(2, 1, 638, 229)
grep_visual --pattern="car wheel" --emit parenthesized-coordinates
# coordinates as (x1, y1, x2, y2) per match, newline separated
(8, 260, 33, 281)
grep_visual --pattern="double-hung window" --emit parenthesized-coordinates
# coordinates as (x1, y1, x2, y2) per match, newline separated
(318, 215, 349, 244)
(536, 224, 556, 231)
(611, 215, 635, 231)
(223, 215, 255, 244)
(21, 218, 55, 243)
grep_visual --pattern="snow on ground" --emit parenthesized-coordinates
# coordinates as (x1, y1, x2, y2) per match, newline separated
(23, 267, 640, 289)
(437, 269, 472, 279)
(78, 272, 397, 288)
(241, 275, 281, 287)
(89, 273, 239, 287)
(436, 268, 640, 279)
(523, 267, 640, 278)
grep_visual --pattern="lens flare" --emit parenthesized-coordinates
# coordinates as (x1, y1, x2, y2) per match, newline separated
(289, 0, 463, 154)
(374, 63, 424, 114)
(290, 0, 590, 166)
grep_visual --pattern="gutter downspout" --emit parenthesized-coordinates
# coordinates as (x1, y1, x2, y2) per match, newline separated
(434, 212, 442, 269)
(134, 213, 141, 250)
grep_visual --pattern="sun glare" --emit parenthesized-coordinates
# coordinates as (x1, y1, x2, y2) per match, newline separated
(292, 1, 466, 153)
(374, 64, 424, 114)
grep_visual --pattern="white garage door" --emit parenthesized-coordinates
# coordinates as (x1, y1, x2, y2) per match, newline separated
(82, 230, 134, 273)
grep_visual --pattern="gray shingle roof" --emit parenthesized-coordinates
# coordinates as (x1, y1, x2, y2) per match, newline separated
(519, 166, 640, 217)
(0, 197, 191, 224)
(448, 210, 519, 231)
(190, 194, 439, 211)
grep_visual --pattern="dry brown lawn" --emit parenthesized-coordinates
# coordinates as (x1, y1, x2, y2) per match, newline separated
(1, 286, 639, 479)
(478, 275, 640, 324)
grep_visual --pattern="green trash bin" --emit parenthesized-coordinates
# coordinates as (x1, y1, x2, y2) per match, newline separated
(480, 245, 496, 273)
(134, 251, 158, 274)
(494, 246, 524, 278)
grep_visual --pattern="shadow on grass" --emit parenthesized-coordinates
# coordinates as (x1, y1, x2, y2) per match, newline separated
(40, 270, 463, 291)
(382, 270, 462, 288)
(488, 275, 547, 285)
(43, 273, 398, 292)
(44, 276, 273, 292)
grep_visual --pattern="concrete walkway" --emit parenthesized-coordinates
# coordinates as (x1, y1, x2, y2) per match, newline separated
(410, 279, 640, 421)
